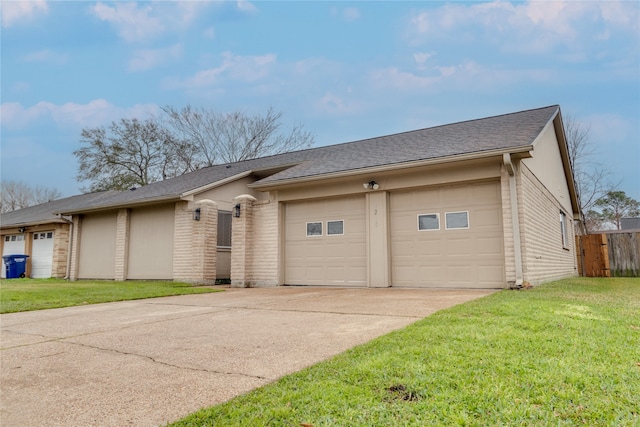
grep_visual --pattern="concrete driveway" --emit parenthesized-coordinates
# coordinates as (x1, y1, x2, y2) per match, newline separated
(1, 286, 494, 426)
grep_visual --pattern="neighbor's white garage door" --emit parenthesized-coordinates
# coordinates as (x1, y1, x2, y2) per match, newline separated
(32, 231, 54, 278)
(2, 234, 26, 278)
(390, 181, 505, 288)
(285, 195, 367, 286)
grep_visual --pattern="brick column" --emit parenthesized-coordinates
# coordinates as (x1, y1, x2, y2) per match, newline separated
(114, 208, 130, 281)
(51, 223, 70, 278)
(231, 194, 257, 288)
(68, 215, 81, 281)
(191, 199, 218, 284)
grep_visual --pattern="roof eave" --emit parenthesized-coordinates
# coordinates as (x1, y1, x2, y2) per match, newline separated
(249, 146, 533, 190)
(179, 170, 254, 200)
(551, 109, 581, 216)
(55, 194, 181, 215)
(1, 218, 68, 229)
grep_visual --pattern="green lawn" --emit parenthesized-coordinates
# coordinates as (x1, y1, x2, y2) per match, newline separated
(170, 277, 640, 427)
(0, 278, 220, 313)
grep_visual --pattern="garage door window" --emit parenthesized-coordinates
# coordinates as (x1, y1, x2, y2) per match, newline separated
(34, 232, 53, 241)
(445, 211, 469, 229)
(306, 222, 323, 237)
(327, 220, 344, 236)
(418, 213, 440, 231)
(5, 235, 24, 242)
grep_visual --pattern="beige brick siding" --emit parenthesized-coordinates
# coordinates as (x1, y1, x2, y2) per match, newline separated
(172, 200, 218, 284)
(191, 200, 218, 284)
(231, 195, 280, 287)
(500, 165, 516, 284)
(114, 209, 130, 281)
(68, 215, 81, 281)
(246, 200, 279, 285)
(51, 224, 69, 278)
(519, 163, 577, 284)
(230, 195, 254, 287)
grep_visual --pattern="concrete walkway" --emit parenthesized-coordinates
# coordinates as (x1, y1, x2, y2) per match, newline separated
(0, 287, 494, 426)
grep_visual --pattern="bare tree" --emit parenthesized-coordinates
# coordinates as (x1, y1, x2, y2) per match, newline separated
(162, 105, 314, 166)
(0, 180, 62, 213)
(564, 115, 614, 234)
(74, 117, 196, 192)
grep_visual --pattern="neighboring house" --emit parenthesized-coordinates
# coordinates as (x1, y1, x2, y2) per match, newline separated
(56, 105, 578, 289)
(0, 191, 118, 278)
(621, 218, 640, 231)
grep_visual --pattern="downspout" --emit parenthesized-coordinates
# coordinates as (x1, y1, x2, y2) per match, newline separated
(503, 153, 524, 288)
(58, 214, 73, 280)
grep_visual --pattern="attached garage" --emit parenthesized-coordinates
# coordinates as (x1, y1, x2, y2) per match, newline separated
(31, 231, 54, 278)
(127, 204, 175, 280)
(2, 234, 26, 278)
(285, 195, 367, 286)
(390, 181, 505, 288)
(78, 212, 117, 279)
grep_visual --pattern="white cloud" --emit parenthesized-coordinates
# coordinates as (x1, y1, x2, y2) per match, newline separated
(369, 60, 553, 93)
(173, 52, 277, 89)
(315, 92, 361, 115)
(1, 0, 48, 28)
(407, 1, 639, 54)
(92, 2, 164, 42)
(413, 52, 433, 70)
(236, 0, 257, 14)
(0, 100, 159, 130)
(202, 27, 215, 40)
(22, 49, 68, 65)
(343, 7, 360, 22)
(369, 67, 440, 91)
(90, 2, 251, 43)
(128, 44, 183, 72)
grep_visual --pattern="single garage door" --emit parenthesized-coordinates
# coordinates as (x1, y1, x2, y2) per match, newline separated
(390, 181, 504, 288)
(32, 231, 54, 278)
(285, 195, 366, 286)
(31, 231, 53, 279)
(2, 234, 26, 278)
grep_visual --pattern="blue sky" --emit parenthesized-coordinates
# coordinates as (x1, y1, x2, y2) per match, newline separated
(1, 1, 639, 201)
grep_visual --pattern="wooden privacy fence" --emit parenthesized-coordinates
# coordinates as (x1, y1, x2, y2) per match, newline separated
(576, 232, 640, 277)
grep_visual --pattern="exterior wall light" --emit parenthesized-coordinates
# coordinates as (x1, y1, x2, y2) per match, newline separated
(363, 181, 379, 190)
(233, 204, 241, 218)
(193, 208, 201, 221)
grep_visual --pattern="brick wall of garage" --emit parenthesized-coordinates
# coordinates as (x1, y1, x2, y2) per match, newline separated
(231, 197, 279, 287)
(247, 200, 279, 285)
(500, 165, 516, 285)
(519, 163, 577, 283)
(51, 223, 69, 278)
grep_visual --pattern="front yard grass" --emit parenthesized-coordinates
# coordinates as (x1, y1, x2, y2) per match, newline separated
(0, 278, 220, 313)
(170, 277, 640, 426)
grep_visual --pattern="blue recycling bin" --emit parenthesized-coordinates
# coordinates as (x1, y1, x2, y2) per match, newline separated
(3, 255, 29, 279)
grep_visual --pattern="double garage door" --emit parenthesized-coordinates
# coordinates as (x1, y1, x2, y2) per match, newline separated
(2, 232, 54, 278)
(284, 181, 504, 288)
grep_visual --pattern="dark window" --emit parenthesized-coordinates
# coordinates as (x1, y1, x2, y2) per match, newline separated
(217, 211, 232, 247)
(445, 211, 469, 229)
(306, 222, 322, 237)
(327, 220, 344, 235)
(418, 213, 440, 231)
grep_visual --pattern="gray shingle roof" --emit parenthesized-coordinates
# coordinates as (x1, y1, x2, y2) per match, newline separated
(256, 105, 559, 185)
(53, 105, 560, 213)
(1, 191, 119, 228)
